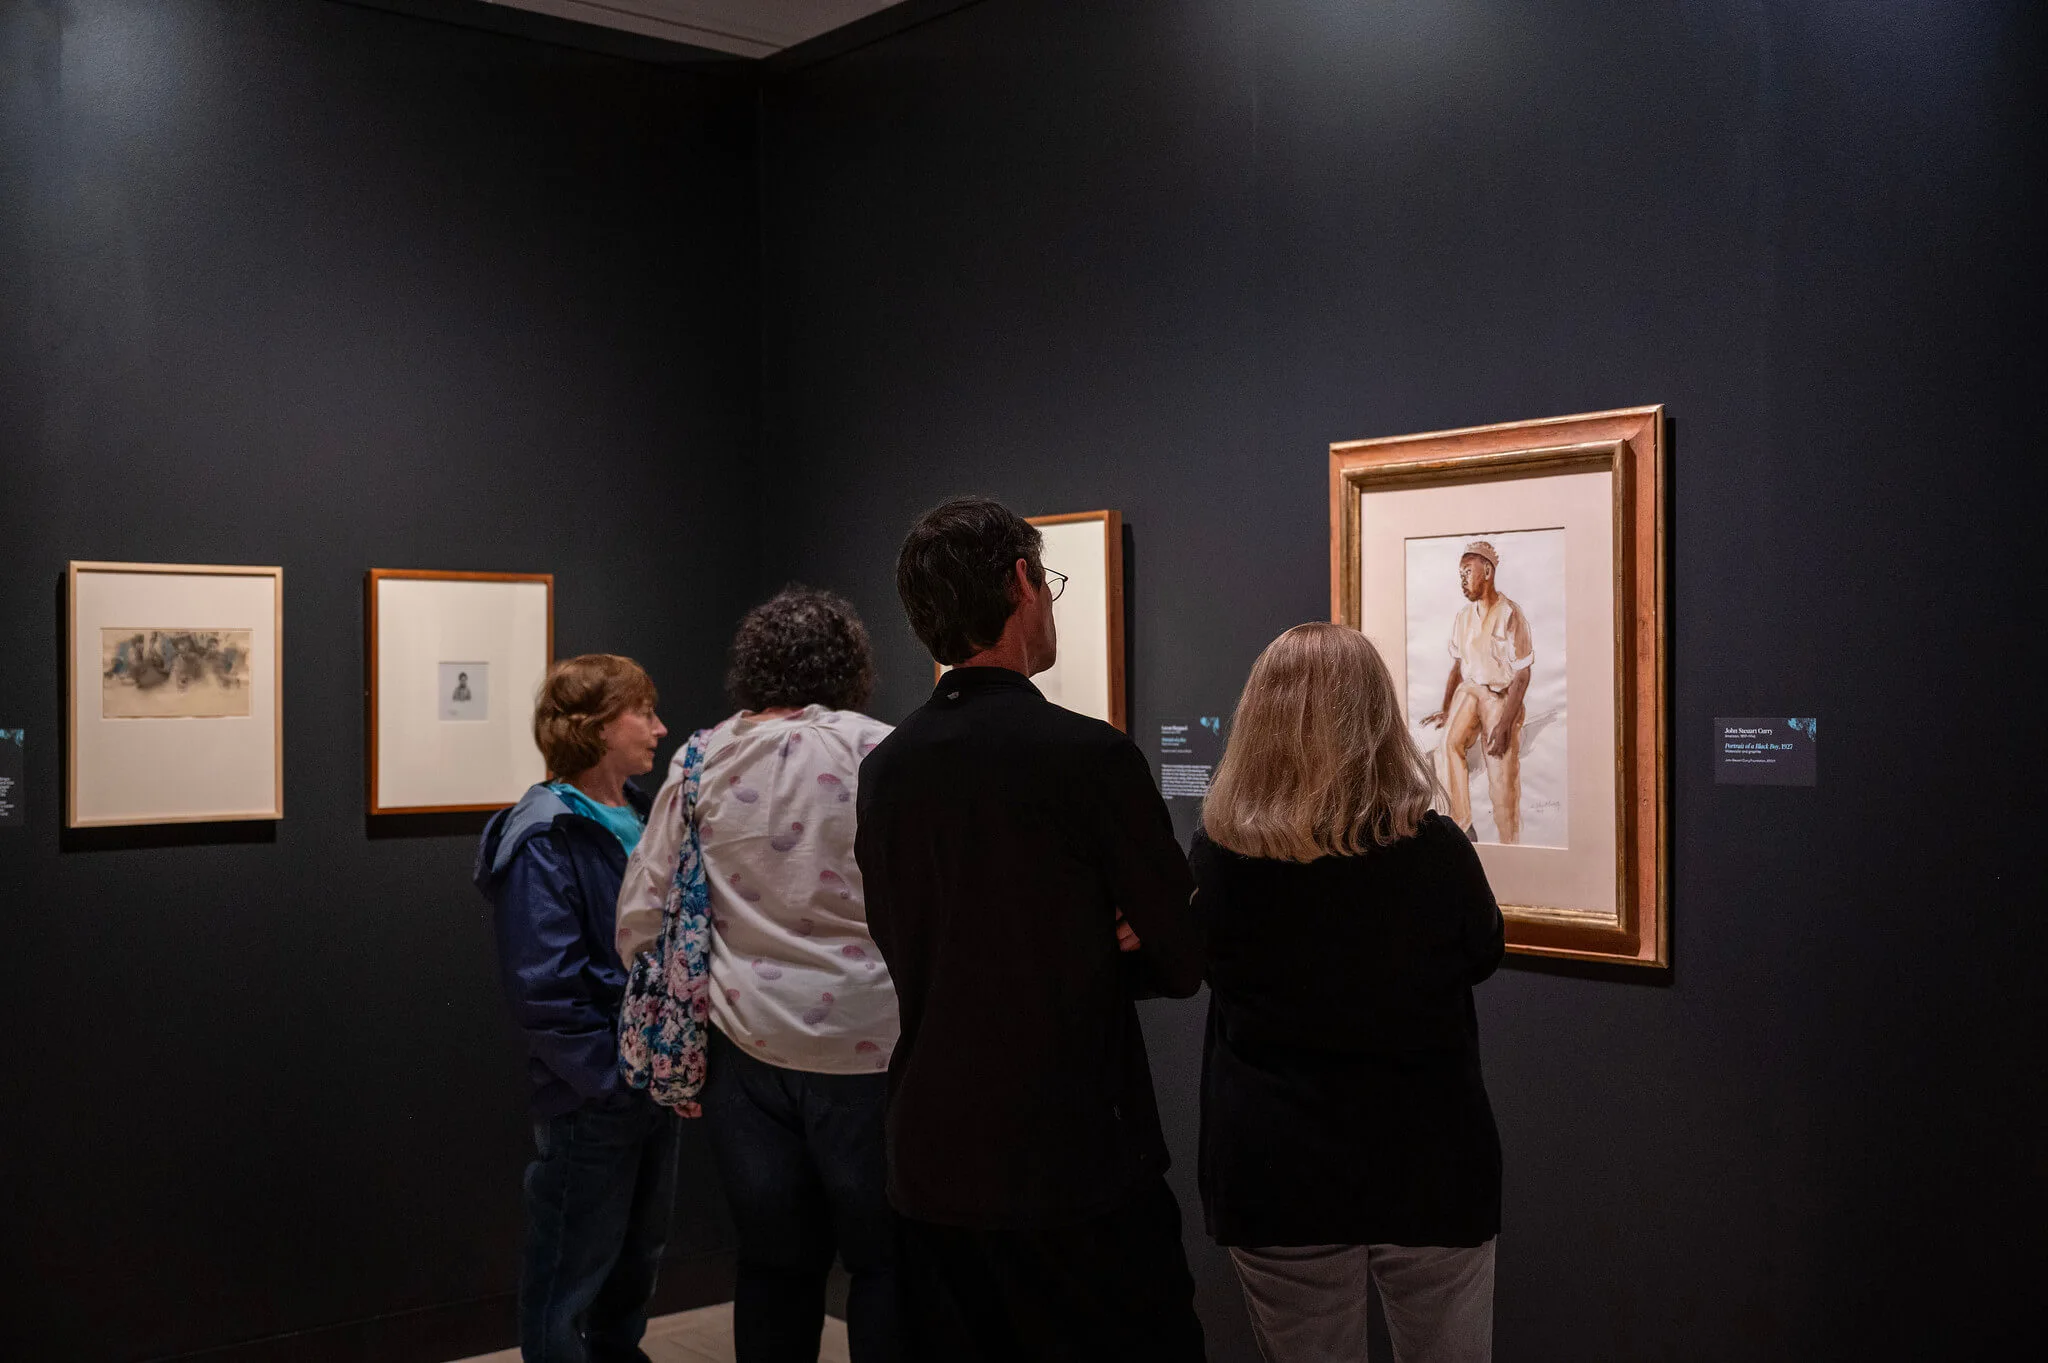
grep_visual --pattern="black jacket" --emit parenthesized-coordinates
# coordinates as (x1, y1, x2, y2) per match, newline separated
(1194, 813, 1505, 1248)
(855, 667, 1202, 1228)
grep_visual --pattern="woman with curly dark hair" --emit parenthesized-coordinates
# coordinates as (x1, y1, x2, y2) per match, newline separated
(616, 586, 900, 1363)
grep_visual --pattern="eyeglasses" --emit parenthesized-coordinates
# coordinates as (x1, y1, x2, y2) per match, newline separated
(1044, 569, 1067, 602)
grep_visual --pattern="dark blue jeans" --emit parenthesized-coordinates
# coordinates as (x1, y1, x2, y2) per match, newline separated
(521, 1090, 681, 1363)
(703, 1029, 901, 1362)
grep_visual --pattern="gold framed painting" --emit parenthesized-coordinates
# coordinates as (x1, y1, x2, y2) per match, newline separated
(67, 561, 284, 828)
(1330, 406, 1666, 966)
(366, 569, 553, 815)
(935, 509, 1127, 730)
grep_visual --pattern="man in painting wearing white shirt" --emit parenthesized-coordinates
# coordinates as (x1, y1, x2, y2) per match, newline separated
(1422, 540, 1535, 844)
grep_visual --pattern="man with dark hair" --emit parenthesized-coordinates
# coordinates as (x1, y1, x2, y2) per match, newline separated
(856, 496, 1207, 1360)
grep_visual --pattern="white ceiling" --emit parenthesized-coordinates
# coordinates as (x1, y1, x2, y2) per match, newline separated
(478, 0, 910, 58)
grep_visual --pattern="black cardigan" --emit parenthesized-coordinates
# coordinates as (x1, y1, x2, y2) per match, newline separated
(1193, 813, 1505, 1248)
(856, 668, 1204, 1229)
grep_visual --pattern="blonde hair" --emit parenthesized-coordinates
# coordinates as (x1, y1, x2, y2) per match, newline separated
(532, 654, 658, 778)
(1203, 623, 1436, 861)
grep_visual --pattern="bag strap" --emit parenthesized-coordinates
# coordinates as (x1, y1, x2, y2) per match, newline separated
(678, 726, 710, 837)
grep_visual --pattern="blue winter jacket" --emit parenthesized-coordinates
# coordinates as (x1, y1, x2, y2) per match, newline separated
(474, 781, 653, 1118)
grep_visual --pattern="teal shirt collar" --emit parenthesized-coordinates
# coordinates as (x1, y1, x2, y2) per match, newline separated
(545, 781, 646, 856)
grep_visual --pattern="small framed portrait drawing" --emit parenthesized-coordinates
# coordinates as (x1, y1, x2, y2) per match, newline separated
(438, 663, 489, 722)
(366, 569, 552, 815)
(1330, 407, 1667, 966)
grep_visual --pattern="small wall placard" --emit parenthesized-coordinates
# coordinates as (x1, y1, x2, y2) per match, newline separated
(1715, 717, 1818, 786)
(1, 729, 23, 829)
(1158, 717, 1223, 801)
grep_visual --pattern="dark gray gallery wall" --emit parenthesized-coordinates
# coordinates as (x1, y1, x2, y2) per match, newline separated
(758, 2, 2046, 1359)
(0, 2, 753, 1359)
(2, 1, 2042, 1360)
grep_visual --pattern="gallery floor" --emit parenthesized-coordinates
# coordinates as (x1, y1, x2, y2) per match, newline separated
(447, 1304, 852, 1363)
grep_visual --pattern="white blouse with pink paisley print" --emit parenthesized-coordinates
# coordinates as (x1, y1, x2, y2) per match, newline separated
(617, 705, 898, 1075)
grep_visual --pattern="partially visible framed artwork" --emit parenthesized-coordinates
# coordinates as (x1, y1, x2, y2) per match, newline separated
(936, 510, 1126, 730)
(366, 569, 552, 815)
(1330, 406, 1667, 967)
(67, 561, 284, 828)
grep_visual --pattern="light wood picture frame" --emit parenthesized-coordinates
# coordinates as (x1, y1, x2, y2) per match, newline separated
(934, 509, 1127, 731)
(1330, 407, 1667, 967)
(366, 569, 554, 815)
(67, 561, 285, 828)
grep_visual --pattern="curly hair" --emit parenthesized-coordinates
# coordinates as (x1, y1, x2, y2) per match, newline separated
(895, 497, 1044, 665)
(726, 586, 876, 713)
(533, 654, 658, 778)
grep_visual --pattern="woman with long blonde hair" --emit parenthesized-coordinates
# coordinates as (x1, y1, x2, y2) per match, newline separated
(1196, 623, 1505, 1363)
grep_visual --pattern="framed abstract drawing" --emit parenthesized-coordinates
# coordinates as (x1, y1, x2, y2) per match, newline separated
(366, 569, 552, 815)
(936, 509, 1126, 730)
(67, 561, 284, 828)
(1330, 406, 1667, 967)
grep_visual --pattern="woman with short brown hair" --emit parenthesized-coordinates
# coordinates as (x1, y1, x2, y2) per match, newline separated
(1196, 623, 1505, 1363)
(475, 653, 675, 1363)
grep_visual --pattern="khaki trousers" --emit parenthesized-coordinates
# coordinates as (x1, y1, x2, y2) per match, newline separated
(1230, 1240, 1495, 1363)
(1433, 682, 1522, 844)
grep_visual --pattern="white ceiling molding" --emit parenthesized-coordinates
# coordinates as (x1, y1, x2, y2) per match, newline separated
(476, 0, 907, 57)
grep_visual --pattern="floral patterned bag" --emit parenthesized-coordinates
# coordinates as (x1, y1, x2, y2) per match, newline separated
(617, 728, 713, 1116)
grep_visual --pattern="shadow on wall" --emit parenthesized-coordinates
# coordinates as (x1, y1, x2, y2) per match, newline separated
(367, 810, 497, 840)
